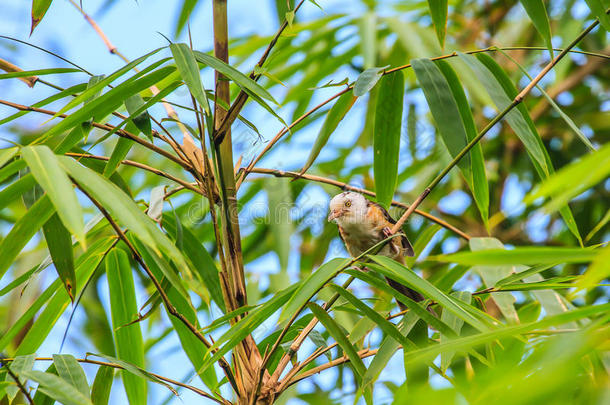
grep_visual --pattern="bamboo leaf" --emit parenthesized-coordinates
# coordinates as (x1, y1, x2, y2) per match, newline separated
(105, 249, 147, 404)
(4, 354, 35, 402)
(42, 213, 76, 301)
(91, 366, 113, 405)
(431, 247, 599, 265)
(31, 0, 53, 33)
(124, 94, 152, 139)
(103, 137, 133, 178)
(519, 0, 554, 57)
(0, 195, 54, 280)
(308, 303, 367, 384)
(469, 237, 519, 323)
(353, 66, 386, 97)
(22, 145, 85, 247)
(279, 257, 351, 323)
(298, 92, 357, 174)
(193, 50, 277, 104)
(374, 71, 404, 208)
(0, 68, 80, 80)
(31, 363, 58, 405)
(265, 178, 293, 273)
(525, 143, 610, 213)
(22, 370, 93, 405)
(584, 0, 610, 32)
(171, 43, 211, 116)
(53, 354, 90, 397)
(440, 291, 471, 372)
(426, 0, 448, 47)
(366, 255, 489, 332)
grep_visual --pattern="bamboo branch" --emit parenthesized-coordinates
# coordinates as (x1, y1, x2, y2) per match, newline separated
(74, 182, 239, 394)
(389, 17, 603, 235)
(245, 167, 471, 240)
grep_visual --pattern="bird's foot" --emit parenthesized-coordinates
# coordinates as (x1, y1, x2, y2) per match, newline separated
(382, 226, 393, 238)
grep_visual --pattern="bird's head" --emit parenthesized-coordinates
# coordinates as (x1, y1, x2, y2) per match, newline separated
(328, 192, 368, 225)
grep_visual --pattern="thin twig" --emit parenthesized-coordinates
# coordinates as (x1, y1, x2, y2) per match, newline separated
(246, 167, 470, 240)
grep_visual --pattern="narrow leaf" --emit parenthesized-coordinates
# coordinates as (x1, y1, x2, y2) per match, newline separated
(91, 366, 113, 405)
(440, 291, 471, 371)
(308, 303, 367, 383)
(42, 214, 76, 301)
(4, 354, 35, 402)
(431, 247, 599, 265)
(22, 145, 85, 247)
(21, 370, 93, 405)
(31, 0, 53, 33)
(279, 257, 351, 322)
(584, 0, 610, 32)
(125, 94, 152, 138)
(519, 0, 554, 57)
(427, 0, 448, 47)
(353, 66, 386, 97)
(105, 249, 147, 404)
(171, 43, 211, 116)
(103, 137, 133, 178)
(374, 71, 404, 208)
(53, 354, 90, 397)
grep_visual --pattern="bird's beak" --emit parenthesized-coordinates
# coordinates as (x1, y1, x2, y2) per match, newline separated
(328, 209, 343, 222)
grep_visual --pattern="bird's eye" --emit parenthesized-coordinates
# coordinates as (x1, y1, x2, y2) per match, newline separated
(344, 200, 351, 207)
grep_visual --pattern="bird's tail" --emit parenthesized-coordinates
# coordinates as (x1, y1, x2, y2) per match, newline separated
(385, 277, 436, 315)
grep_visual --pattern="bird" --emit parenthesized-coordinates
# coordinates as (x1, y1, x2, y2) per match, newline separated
(328, 191, 425, 309)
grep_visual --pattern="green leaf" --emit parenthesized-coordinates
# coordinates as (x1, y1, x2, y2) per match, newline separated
(103, 137, 133, 178)
(308, 303, 367, 384)
(4, 354, 35, 402)
(359, 12, 377, 69)
(0, 146, 18, 167)
(21, 145, 85, 247)
(31, 0, 53, 33)
(42, 213, 76, 301)
(125, 94, 153, 139)
(105, 249, 147, 404)
(174, 0, 199, 36)
(0, 195, 54, 280)
(91, 366, 113, 405)
(279, 257, 351, 323)
(0, 68, 80, 80)
(431, 246, 599, 265)
(584, 0, 610, 32)
(402, 303, 610, 367)
(427, 0, 448, 47)
(298, 92, 356, 174)
(519, 0, 554, 57)
(366, 255, 489, 332)
(21, 370, 93, 405)
(193, 50, 277, 104)
(578, 245, 610, 291)
(469, 237, 519, 323)
(353, 66, 386, 97)
(525, 143, 610, 213)
(440, 291, 471, 371)
(0, 172, 37, 211)
(373, 71, 404, 208)
(53, 354, 90, 397)
(265, 178, 293, 272)
(59, 157, 190, 273)
(171, 43, 211, 116)
(31, 363, 58, 405)
(330, 285, 417, 350)
(413, 58, 488, 225)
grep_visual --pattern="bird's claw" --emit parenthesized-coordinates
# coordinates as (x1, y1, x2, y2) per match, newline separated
(382, 227, 393, 238)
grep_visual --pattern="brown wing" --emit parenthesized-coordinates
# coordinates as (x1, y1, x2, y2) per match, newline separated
(366, 199, 414, 257)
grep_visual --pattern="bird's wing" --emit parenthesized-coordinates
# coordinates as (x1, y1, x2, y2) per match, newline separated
(366, 199, 414, 257)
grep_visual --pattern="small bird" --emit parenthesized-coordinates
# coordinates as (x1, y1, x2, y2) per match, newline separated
(328, 191, 425, 308)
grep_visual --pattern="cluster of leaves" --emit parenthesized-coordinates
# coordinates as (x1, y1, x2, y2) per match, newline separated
(0, 0, 608, 404)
